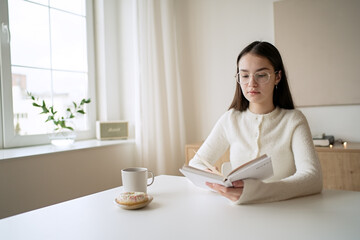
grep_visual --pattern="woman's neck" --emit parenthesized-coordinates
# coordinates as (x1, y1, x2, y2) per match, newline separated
(249, 103, 275, 114)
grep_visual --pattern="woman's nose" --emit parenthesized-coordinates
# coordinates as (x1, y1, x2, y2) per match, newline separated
(248, 75, 258, 87)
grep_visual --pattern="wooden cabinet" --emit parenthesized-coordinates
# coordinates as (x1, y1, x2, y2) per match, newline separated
(316, 142, 360, 191)
(185, 142, 360, 191)
(184, 143, 229, 172)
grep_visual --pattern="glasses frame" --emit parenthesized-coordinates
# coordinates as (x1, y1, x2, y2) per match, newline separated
(235, 71, 279, 85)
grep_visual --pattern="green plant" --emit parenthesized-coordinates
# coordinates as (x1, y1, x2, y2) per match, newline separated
(28, 92, 91, 131)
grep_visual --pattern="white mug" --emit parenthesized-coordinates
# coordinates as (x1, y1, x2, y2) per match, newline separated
(121, 167, 154, 193)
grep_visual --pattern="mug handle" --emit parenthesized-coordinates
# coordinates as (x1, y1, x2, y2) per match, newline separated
(147, 171, 154, 186)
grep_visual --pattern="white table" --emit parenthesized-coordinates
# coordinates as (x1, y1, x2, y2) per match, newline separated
(0, 175, 359, 240)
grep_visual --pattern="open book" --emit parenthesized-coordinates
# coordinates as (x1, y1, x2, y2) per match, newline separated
(179, 154, 273, 189)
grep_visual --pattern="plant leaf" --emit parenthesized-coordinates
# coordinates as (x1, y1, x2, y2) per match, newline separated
(41, 101, 49, 113)
(80, 98, 91, 105)
(45, 116, 54, 122)
(59, 120, 66, 128)
(32, 103, 41, 107)
(65, 126, 74, 131)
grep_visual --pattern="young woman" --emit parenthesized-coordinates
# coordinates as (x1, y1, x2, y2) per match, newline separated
(189, 41, 322, 204)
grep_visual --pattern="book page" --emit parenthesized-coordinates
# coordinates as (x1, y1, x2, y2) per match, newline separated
(227, 155, 273, 183)
(179, 167, 226, 189)
(226, 154, 268, 176)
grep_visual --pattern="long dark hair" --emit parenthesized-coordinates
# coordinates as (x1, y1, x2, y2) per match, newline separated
(229, 41, 294, 111)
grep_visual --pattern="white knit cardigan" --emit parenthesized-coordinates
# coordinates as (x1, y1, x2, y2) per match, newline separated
(189, 107, 323, 204)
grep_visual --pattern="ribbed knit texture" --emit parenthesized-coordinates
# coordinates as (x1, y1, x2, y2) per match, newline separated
(189, 107, 323, 204)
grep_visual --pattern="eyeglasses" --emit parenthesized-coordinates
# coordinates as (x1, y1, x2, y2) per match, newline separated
(235, 71, 278, 85)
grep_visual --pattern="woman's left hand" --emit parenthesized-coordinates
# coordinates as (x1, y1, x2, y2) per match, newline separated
(206, 180, 244, 202)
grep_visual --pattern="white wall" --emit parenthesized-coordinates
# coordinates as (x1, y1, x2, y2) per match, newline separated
(96, 0, 137, 138)
(175, 0, 360, 143)
(94, 0, 122, 121)
(0, 143, 136, 219)
(176, 0, 276, 142)
(94, 0, 137, 140)
(299, 105, 360, 142)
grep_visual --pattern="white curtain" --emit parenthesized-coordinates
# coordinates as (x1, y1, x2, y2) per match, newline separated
(134, 0, 186, 175)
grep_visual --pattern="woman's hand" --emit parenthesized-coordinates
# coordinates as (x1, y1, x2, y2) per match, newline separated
(206, 180, 244, 202)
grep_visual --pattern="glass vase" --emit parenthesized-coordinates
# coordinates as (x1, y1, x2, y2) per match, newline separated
(49, 130, 77, 147)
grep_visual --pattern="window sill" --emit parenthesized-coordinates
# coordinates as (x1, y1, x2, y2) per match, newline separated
(0, 139, 135, 161)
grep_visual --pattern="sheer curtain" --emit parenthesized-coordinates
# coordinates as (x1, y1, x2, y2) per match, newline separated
(134, 0, 186, 175)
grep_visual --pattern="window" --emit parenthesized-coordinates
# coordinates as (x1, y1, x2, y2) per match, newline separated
(0, 0, 96, 148)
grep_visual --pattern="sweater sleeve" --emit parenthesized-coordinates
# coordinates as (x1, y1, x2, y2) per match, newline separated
(236, 112, 323, 204)
(189, 112, 230, 170)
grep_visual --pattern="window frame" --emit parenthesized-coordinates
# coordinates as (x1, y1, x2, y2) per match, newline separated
(0, 0, 96, 148)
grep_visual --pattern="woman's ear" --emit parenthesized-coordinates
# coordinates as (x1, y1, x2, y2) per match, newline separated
(275, 70, 281, 85)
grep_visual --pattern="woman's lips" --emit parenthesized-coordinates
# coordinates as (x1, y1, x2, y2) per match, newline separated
(248, 90, 260, 95)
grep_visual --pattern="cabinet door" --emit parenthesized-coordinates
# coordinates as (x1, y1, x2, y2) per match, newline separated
(185, 144, 230, 172)
(318, 152, 360, 191)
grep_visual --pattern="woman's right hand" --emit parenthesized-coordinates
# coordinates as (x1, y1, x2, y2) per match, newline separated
(206, 180, 244, 202)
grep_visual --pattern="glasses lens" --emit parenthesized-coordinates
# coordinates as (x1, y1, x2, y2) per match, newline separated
(238, 73, 249, 84)
(254, 72, 270, 84)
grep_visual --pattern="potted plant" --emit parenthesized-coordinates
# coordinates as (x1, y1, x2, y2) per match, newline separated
(28, 92, 91, 146)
